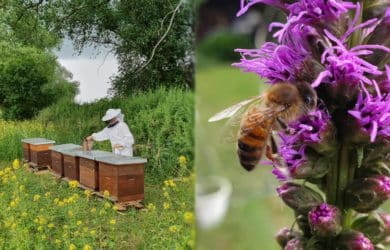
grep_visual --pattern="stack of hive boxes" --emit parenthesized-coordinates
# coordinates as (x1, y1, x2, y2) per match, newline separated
(22, 138, 147, 202)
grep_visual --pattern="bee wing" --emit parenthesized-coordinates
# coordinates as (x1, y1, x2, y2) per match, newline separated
(208, 96, 263, 122)
(240, 105, 286, 135)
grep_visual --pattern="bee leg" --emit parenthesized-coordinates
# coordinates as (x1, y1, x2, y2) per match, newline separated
(276, 117, 294, 135)
(265, 134, 278, 161)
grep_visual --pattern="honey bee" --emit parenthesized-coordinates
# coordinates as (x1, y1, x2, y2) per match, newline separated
(208, 81, 317, 171)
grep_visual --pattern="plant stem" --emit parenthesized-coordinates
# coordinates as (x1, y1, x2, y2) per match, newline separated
(337, 141, 350, 210)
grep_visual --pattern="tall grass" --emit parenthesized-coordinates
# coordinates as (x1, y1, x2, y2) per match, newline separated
(0, 88, 194, 183)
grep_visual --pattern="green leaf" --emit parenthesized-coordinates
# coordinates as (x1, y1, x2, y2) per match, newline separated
(356, 146, 364, 168)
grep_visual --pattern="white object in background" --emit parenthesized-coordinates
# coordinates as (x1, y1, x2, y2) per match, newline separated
(196, 176, 232, 230)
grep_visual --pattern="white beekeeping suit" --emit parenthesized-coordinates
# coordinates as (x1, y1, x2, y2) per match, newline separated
(91, 109, 134, 156)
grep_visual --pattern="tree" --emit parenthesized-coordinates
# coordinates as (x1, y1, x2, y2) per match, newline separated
(0, 43, 77, 120)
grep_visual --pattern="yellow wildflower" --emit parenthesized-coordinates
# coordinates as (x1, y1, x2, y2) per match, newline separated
(104, 202, 111, 209)
(169, 225, 178, 233)
(69, 180, 78, 188)
(55, 239, 62, 245)
(44, 192, 51, 197)
(10, 201, 16, 207)
(68, 211, 74, 218)
(84, 190, 92, 198)
(183, 211, 194, 225)
(83, 245, 92, 250)
(48, 223, 54, 228)
(163, 202, 170, 210)
(178, 155, 187, 168)
(11, 175, 16, 181)
(90, 208, 96, 213)
(146, 203, 156, 211)
(21, 212, 27, 217)
(69, 244, 76, 250)
(33, 194, 41, 202)
(37, 226, 43, 232)
(90, 230, 96, 236)
(12, 159, 19, 169)
(109, 219, 116, 225)
(54, 198, 60, 204)
(76, 220, 82, 226)
(41, 235, 46, 240)
(163, 191, 169, 198)
(103, 190, 110, 198)
(58, 201, 65, 207)
(63, 225, 69, 229)
(18, 185, 25, 192)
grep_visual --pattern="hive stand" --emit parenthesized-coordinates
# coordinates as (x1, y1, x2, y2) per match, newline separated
(49, 144, 82, 178)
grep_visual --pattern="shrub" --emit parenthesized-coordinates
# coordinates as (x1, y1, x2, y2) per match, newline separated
(197, 31, 253, 62)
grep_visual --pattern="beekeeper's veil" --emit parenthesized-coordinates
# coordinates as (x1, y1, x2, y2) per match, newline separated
(102, 108, 124, 122)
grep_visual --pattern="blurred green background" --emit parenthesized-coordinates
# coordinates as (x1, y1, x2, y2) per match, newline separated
(194, 2, 389, 248)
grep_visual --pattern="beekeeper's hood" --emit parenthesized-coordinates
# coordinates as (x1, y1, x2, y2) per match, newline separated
(102, 108, 124, 122)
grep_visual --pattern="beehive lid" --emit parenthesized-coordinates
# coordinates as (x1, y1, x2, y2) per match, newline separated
(62, 148, 85, 157)
(96, 155, 147, 165)
(21, 138, 56, 145)
(49, 144, 82, 153)
(76, 150, 114, 160)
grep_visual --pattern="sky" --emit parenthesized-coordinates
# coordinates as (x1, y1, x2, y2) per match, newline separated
(55, 39, 118, 104)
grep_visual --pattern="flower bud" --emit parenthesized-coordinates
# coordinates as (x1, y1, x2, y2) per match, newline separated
(336, 230, 374, 250)
(290, 151, 330, 180)
(277, 182, 323, 212)
(352, 213, 388, 244)
(345, 176, 390, 213)
(284, 238, 304, 250)
(275, 227, 301, 248)
(308, 203, 342, 238)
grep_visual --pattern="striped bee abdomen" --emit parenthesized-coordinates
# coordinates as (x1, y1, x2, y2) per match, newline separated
(237, 111, 273, 171)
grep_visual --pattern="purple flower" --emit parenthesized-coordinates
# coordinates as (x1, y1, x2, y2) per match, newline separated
(308, 203, 342, 237)
(284, 110, 331, 144)
(237, 0, 287, 17)
(233, 43, 307, 83)
(312, 4, 390, 87)
(379, 65, 390, 93)
(384, 7, 390, 27)
(287, 0, 355, 23)
(337, 231, 374, 250)
(312, 30, 388, 87)
(349, 82, 390, 142)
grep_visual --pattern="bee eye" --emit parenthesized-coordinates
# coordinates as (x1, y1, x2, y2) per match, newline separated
(304, 96, 312, 105)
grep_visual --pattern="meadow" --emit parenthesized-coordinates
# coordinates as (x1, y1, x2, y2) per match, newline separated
(195, 58, 390, 250)
(0, 88, 195, 249)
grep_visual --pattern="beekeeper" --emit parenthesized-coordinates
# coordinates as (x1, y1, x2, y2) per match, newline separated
(86, 108, 134, 156)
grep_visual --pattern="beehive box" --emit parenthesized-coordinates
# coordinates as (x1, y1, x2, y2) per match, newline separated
(77, 150, 114, 190)
(96, 155, 147, 202)
(62, 148, 83, 181)
(21, 138, 55, 167)
(49, 144, 82, 177)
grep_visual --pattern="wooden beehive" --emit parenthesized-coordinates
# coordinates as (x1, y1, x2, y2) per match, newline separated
(96, 155, 147, 202)
(49, 144, 82, 177)
(77, 150, 113, 190)
(21, 138, 55, 167)
(62, 148, 83, 181)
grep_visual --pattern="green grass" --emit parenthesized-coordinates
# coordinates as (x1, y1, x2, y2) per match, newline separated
(0, 160, 194, 249)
